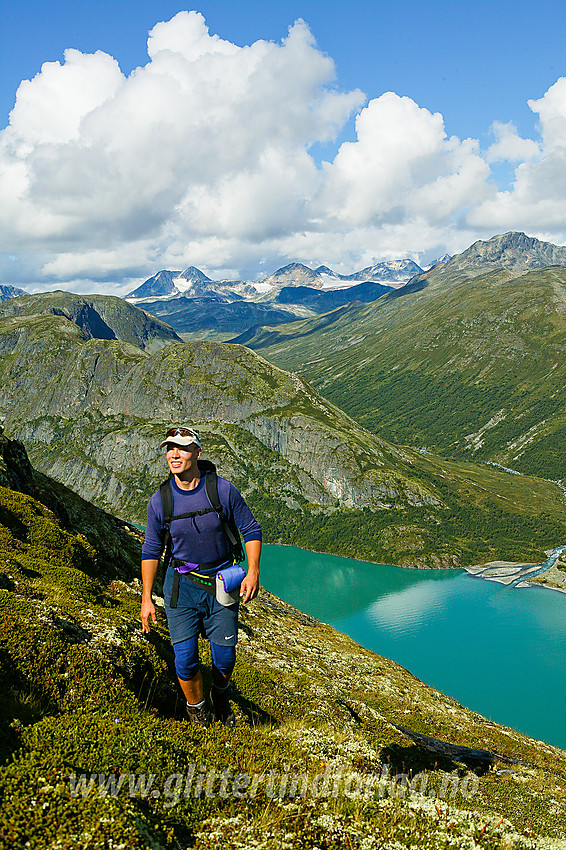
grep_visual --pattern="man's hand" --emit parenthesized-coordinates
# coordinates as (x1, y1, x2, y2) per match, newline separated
(240, 568, 259, 603)
(241, 540, 261, 603)
(141, 558, 159, 633)
(140, 598, 157, 633)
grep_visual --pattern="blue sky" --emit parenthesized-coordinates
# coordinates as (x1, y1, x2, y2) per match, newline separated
(2, 0, 566, 292)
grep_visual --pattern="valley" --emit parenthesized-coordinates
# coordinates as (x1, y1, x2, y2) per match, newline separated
(238, 234, 566, 483)
(2, 433, 566, 847)
(0, 231, 566, 848)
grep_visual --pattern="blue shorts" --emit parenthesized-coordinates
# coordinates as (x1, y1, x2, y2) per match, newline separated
(163, 565, 239, 647)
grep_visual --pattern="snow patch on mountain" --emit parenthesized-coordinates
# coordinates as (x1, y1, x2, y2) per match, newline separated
(172, 276, 194, 293)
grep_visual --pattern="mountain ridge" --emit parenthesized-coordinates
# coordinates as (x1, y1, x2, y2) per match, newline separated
(0, 290, 182, 352)
(124, 231, 566, 339)
(447, 231, 566, 275)
(126, 257, 422, 302)
(124, 257, 416, 338)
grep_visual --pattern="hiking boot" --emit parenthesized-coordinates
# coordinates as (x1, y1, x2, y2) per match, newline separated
(185, 700, 213, 728)
(210, 684, 236, 727)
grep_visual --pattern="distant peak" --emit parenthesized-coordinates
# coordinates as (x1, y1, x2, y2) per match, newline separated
(0, 284, 27, 303)
(179, 266, 212, 282)
(447, 231, 566, 274)
(272, 262, 315, 275)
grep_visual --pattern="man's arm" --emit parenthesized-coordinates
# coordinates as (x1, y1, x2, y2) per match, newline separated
(240, 539, 261, 603)
(140, 558, 159, 633)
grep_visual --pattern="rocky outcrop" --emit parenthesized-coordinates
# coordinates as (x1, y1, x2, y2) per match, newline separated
(444, 231, 566, 275)
(0, 429, 34, 494)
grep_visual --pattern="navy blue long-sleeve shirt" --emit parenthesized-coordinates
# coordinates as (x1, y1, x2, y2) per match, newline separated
(142, 474, 261, 565)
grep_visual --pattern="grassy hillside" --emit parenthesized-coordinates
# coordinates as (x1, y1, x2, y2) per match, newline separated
(242, 264, 566, 482)
(1, 436, 566, 848)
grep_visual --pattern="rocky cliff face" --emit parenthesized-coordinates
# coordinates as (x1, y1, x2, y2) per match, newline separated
(1, 309, 565, 568)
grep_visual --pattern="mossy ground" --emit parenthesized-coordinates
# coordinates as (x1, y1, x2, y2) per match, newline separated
(1, 482, 566, 848)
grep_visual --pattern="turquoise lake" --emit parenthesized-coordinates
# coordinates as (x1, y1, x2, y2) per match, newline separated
(259, 544, 566, 750)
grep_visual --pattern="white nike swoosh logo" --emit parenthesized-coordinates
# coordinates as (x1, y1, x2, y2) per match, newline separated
(224, 634, 234, 640)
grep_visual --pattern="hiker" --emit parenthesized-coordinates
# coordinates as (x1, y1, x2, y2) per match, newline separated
(140, 426, 261, 727)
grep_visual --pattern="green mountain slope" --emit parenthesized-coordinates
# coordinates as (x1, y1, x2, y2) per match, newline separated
(239, 239, 566, 482)
(0, 290, 182, 351)
(0, 311, 565, 567)
(1, 434, 566, 848)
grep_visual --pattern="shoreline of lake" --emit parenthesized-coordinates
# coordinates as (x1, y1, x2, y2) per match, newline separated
(273, 541, 566, 597)
(465, 545, 566, 595)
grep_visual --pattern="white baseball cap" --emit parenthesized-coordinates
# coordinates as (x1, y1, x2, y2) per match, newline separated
(160, 426, 201, 449)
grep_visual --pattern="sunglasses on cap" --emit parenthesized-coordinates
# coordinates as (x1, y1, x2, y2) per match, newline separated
(165, 427, 200, 440)
(161, 426, 201, 448)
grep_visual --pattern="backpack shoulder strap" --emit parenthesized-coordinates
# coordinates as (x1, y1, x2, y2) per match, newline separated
(203, 468, 245, 564)
(159, 478, 174, 565)
(203, 468, 222, 514)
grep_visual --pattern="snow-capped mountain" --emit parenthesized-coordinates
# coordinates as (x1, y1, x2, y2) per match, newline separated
(424, 254, 452, 270)
(127, 267, 212, 300)
(126, 258, 422, 305)
(342, 259, 423, 284)
(126, 267, 261, 302)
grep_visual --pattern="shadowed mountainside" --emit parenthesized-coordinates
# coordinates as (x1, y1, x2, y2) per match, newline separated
(0, 290, 182, 352)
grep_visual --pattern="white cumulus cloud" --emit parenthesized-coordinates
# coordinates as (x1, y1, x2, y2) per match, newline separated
(316, 93, 491, 227)
(486, 121, 540, 164)
(3, 11, 566, 290)
(468, 77, 566, 234)
(0, 12, 363, 276)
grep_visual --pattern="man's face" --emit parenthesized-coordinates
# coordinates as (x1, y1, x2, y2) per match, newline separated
(165, 442, 201, 476)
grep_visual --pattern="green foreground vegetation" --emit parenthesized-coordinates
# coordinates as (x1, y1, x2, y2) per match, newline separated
(1, 440, 566, 848)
